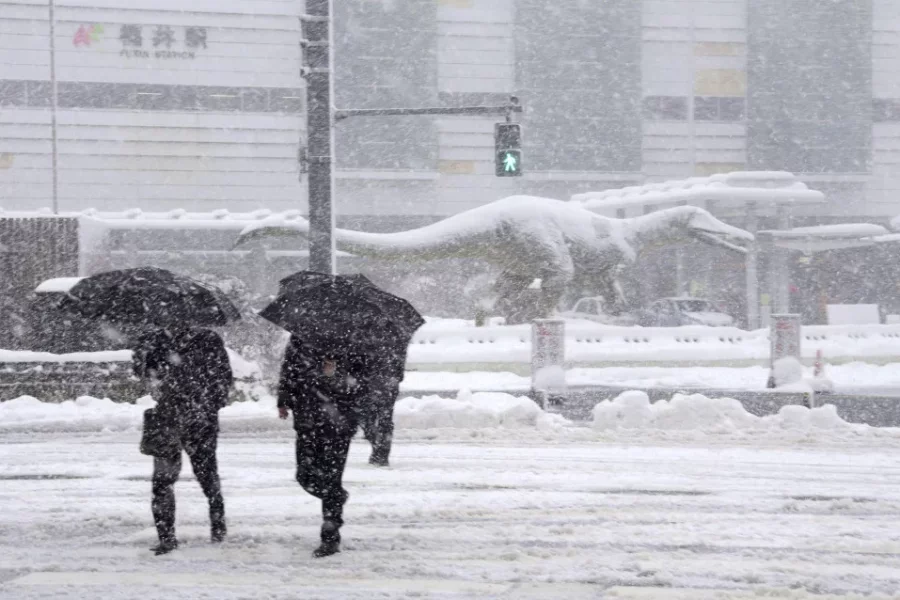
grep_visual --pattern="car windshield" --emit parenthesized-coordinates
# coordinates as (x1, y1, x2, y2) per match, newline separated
(675, 300, 713, 312)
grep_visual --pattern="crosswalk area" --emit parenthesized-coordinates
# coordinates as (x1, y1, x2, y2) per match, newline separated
(1, 433, 899, 599)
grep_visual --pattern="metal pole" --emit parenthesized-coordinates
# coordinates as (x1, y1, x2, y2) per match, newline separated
(48, 0, 59, 214)
(303, 0, 335, 274)
(774, 205, 791, 313)
(687, 8, 696, 176)
(745, 203, 760, 329)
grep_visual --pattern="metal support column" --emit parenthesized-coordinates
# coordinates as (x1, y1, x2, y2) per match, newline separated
(773, 205, 791, 313)
(745, 203, 760, 329)
(303, 0, 335, 275)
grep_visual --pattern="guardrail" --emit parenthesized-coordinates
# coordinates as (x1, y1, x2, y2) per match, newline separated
(407, 322, 900, 366)
(0, 361, 260, 403)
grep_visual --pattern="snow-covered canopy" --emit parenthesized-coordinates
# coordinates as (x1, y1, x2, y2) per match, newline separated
(571, 171, 825, 218)
(757, 224, 893, 253)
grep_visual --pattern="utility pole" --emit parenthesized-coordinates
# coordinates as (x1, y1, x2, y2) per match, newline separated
(48, 0, 59, 214)
(302, 0, 335, 274)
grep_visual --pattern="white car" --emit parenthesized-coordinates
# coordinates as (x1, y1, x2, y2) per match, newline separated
(560, 296, 636, 326)
(636, 297, 735, 328)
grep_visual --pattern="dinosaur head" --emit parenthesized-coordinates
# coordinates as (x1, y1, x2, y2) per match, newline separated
(626, 206, 753, 254)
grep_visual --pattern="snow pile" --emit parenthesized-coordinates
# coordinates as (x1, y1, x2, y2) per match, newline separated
(0, 391, 571, 434)
(394, 389, 570, 431)
(770, 356, 835, 394)
(0, 349, 131, 363)
(0, 395, 151, 433)
(592, 391, 861, 434)
(532, 365, 566, 391)
(772, 356, 803, 387)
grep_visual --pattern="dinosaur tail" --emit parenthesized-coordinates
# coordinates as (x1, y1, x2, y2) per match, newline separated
(234, 214, 489, 260)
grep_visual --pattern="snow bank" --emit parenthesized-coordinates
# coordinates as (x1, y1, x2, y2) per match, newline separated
(592, 391, 861, 434)
(772, 356, 803, 387)
(0, 395, 151, 433)
(0, 391, 571, 434)
(0, 349, 132, 363)
(394, 389, 569, 431)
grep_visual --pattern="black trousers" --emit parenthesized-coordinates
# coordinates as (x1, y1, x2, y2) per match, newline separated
(294, 401, 358, 543)
(151, 420, 224, 544)
(360, 377, 400, 464)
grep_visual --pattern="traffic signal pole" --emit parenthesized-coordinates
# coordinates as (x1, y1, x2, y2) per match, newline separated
(302, 0, 335, 275)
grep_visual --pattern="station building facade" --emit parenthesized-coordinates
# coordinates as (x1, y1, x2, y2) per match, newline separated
(2, 0, 894, 227)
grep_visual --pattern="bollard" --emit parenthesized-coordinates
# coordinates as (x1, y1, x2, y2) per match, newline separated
(531, 318, 566, 407)
(767, 313, 802, 389)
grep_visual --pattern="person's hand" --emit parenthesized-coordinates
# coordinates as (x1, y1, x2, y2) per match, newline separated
(278, 406, 290, 420)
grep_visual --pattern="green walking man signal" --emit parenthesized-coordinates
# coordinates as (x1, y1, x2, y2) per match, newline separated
(503, 152, 519, 172)
(495, 123, 523, 177)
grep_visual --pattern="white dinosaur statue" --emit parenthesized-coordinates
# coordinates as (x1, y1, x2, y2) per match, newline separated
(235, 196, 752, 322)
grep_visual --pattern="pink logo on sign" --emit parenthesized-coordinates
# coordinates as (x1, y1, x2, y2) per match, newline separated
(73, 24, 104, 47)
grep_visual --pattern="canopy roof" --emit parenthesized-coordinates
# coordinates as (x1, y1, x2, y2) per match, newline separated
(571, 171, 825, 217)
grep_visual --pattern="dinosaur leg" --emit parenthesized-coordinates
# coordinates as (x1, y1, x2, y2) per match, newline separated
(493, 271, 534, 325)
(537, 269, 574, 319)
(594, 269, 628, 315)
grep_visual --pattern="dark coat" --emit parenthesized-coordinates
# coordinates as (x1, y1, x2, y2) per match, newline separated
(277, 337, 371, 416)
(133, 328, 233, 431)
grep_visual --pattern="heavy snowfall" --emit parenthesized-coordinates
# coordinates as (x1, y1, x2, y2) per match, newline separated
(4, 0, 900, 598)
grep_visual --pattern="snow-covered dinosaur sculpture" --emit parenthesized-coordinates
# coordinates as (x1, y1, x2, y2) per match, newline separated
(235, 196, 752, 322)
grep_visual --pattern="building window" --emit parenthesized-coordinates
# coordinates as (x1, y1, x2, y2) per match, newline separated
(643, 96, 688, 120)
(874, 99, 900, 122)
(693, 97, 719, 120)
(719, 97, 746, 121)
(694, 97, 745, 122)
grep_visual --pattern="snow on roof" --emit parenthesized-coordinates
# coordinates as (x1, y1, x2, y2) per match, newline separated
(0, 208, 307, 231)
(34, 277, 84, 294)
(571, 171, 825, 216)
(757, 223, 894, 253)
(760, 223, 890, 239)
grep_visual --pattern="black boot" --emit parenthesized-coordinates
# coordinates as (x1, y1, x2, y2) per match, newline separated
(210, 500, 226, 543)
(313, 520, 341, 558)
(151, 538, 178, 556)
(211, 518, 227, 543)
(368, 454, 389, 467)
(151, 487, 178, 555)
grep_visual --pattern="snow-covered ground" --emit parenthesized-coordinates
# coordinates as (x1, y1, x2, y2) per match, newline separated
(1, 392, 900, 598)
(403, 362, 900, 393)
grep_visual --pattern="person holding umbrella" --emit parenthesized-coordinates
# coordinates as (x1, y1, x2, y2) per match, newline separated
(65, 267, 240, 556)
(357, 344, 407, 467)
(264, 272, 424, 557)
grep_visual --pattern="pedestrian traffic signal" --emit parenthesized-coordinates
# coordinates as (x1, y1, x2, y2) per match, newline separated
(497, 150, 522, 176)
(495, 123, 523, 177)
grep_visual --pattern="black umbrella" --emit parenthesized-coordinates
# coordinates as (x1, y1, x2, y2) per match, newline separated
(260, 271, 424, 356)
(66, 267, 241, 328)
